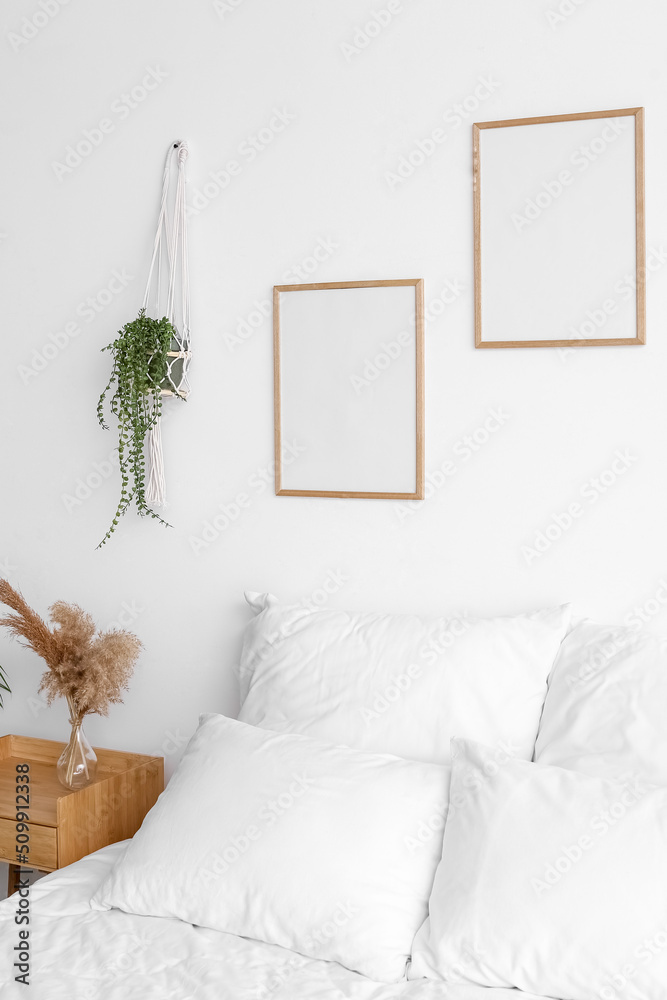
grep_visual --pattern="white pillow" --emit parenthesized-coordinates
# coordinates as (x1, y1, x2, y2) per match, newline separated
(535, 619, 667, 784)
(410, 738, 667, 999)
(92, 713, 449, 983)
(238, 594, 571, 764)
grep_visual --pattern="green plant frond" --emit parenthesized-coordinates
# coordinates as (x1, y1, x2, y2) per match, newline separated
(96, 308, 179, 546)
(0, 664, 11, 708)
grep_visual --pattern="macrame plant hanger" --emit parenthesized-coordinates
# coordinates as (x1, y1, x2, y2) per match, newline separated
(144, 140, 191, 508)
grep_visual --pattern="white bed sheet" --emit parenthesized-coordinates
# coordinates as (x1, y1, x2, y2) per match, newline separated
(0, 843, 554, 1000)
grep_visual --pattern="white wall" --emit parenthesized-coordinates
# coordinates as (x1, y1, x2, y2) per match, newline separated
(2, 0, 667, 777)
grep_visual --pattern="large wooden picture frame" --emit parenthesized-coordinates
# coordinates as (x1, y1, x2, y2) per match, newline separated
(473, 107, 645, 349)
(273, 279, 424, 499)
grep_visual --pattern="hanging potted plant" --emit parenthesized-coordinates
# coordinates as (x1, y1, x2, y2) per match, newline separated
(96, 140, 192, 547)
(97, 309, 186, 547)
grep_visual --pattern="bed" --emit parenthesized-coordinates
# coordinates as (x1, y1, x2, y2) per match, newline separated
(2, 594, 665, 1000)
(0, 842, 548, 1000)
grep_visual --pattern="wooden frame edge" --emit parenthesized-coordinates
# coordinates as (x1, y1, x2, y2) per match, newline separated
(274, 279, 420, 293)
(414, 278, 425, 500)
(474, 106, 643, 131)
(273, 278, 425, 499)
(473, 124, 482, 348)
(635, 107, 646, 344)
(273, 285, 282, 493)
(276, 490, 423, 500)
(474, 107, 646, 350)
(476, 337, 644, 350)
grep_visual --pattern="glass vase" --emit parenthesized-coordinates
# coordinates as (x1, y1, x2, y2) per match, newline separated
(57, 696, 98, 790)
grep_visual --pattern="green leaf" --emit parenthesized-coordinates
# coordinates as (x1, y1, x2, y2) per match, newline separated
(97, 308, 179, 546)
(0, 664, 11, 709)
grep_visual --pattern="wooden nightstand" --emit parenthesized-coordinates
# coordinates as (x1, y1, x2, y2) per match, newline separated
(0, 734, 163, 896)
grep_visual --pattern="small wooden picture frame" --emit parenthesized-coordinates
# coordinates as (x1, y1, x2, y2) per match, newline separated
(273, 279, 424, 499)
(474, 107, 645, 349)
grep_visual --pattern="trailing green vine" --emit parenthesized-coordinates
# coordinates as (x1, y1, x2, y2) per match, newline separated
(97, 309, 184, 547)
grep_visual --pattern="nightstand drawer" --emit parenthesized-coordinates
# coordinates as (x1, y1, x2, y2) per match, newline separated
(1, 735, 163, 897)
(0, 817, 57, 871)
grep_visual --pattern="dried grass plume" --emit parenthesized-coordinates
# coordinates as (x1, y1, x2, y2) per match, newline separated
(0, 579, 141, 717)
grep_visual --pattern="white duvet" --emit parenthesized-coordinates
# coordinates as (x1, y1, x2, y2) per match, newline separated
(0, 843, 552, 1000)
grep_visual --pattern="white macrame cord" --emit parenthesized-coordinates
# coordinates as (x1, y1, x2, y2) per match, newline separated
(144, 140, 191, 508)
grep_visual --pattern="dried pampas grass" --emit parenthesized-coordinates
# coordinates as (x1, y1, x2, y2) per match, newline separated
(0, 579, 141, 717)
